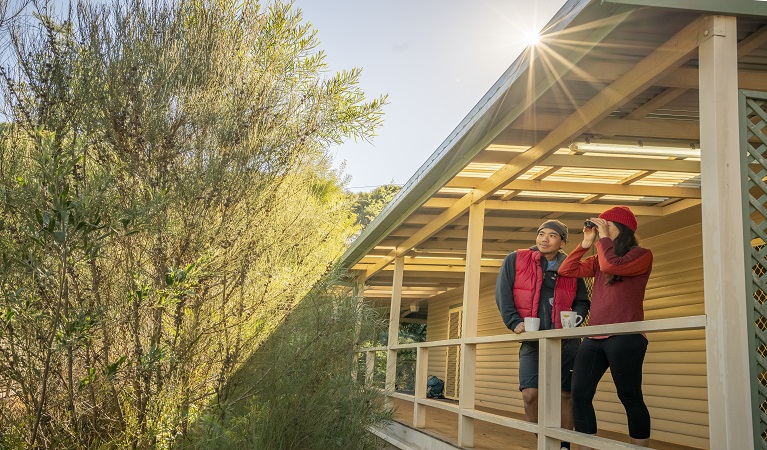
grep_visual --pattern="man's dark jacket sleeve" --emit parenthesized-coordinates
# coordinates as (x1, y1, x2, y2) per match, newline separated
(496, 252, 522, 331)
(572, 277, 591, 322)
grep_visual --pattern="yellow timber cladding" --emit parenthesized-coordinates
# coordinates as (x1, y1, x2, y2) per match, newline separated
(425, 220, 707, 448)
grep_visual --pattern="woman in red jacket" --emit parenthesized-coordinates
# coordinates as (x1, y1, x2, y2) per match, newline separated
(558, 206, 653, 448)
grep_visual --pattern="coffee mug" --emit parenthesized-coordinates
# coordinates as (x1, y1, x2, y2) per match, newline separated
(524, 317, 540, 331)
(560, 311, 583, 328)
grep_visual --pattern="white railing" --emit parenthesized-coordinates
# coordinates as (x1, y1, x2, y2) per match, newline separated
(355, 315, 707, 450)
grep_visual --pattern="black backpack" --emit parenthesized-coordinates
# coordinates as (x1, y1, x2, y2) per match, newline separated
(426, 375, 445, 399)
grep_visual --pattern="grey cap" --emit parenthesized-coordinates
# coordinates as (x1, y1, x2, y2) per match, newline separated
(537, 220, 568, 242)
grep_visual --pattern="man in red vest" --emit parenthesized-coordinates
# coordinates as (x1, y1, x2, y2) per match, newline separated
(496, 220, 590, 449)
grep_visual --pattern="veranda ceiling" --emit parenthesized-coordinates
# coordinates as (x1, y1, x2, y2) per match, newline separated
(341, 0, 767, 305)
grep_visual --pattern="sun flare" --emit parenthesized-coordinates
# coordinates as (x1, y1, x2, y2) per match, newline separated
(524, 30, 541, 46)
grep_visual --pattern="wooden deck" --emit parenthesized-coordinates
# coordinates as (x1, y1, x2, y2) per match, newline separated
(389, 398, 701, 450)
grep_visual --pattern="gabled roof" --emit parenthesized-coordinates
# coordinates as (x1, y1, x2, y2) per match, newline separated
(339, 0, 767, 301)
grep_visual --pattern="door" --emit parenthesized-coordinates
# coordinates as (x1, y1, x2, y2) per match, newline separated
(444, 305, 462, 399)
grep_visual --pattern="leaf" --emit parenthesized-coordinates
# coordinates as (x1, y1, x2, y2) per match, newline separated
(174, 268, 187, 284)
(79, 367, 97, 390)
(3, 307, 16, 324)
(104, 355, 127, 378)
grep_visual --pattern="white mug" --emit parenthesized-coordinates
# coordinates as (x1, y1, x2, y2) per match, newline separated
(524, 317, 540, 331)
(560, 311, 583, 328)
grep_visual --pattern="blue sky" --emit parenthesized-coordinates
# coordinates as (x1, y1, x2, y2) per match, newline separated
(292, 0, 567, 191)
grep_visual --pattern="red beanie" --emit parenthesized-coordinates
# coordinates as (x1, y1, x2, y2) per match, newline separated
(599, 206, 637, 231)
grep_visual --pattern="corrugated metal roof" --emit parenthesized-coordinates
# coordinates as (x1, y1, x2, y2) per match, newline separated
(337, 0, 767, 301)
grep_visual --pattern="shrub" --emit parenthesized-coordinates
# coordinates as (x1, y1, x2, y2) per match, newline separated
(182, 272, 392, 450)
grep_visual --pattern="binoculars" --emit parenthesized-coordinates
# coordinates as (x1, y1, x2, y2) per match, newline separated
(584, 220, 596, 228)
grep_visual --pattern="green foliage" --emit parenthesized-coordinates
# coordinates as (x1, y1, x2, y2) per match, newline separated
(0, 130, 116, 449)
(371, 322, 426, 392)
(351, 184, 401, 228)
(182, 271, 392, 450)
(0, 0, 386, 448)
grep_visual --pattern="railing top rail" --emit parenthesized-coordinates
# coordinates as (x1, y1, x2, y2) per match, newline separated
(391, 338, 462, 350)
(354, 315, 706, 352)
(353, 346, 387, 353)
(465, 315, 706, 344)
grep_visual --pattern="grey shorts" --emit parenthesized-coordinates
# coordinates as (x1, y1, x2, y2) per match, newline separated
(518, 338, 580, 392)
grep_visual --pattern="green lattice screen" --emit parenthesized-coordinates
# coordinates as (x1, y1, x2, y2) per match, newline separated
(743, 90, 767, 449)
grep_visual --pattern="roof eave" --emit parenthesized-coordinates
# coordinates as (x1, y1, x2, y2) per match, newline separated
(602, 0, 767, 16)
(337, 0, 595, 272)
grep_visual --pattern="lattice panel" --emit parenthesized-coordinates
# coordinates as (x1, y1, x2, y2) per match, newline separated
(744, 92, 767, 449)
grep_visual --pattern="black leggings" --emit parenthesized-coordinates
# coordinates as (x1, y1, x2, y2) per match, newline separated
(571, 334, 650, 439)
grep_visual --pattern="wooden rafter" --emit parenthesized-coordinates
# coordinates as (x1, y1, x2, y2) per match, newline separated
(625, 87, 689, 120)
(503, 114, 701, 140)
(422, 199, 665, 215)
(446, 179, 701, 198)
(625, 24, 767, 121)
(737, 23, 767, 58)
(565, 63, 767, 91)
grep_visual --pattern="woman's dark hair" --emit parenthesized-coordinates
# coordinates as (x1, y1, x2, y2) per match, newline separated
(606, 222, 639, 285)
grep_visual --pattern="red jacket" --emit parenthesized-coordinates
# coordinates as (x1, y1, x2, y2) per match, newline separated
(558, 238, 652, 329)
(513, 249, 578, 328)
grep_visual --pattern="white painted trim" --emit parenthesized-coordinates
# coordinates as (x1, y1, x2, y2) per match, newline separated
(362, 316, 706, 352)
(369, 426, 420, 450)
(370, 421, 461, 450)
(551, 428, 653, 449)
(461, 408, 540, 433)
(416, 397, 460, 413)
(458, 202, 485, 447)
(538, 338, 562, 450)
(386, 257, 405, 394)
(375, 314, 708, 448)
(389, 391, 415, 401)
(390, 340, 461, 350)
(356, 346, 387, 352)
(698, 14, 755, 450)
(414, 347, 429, 428)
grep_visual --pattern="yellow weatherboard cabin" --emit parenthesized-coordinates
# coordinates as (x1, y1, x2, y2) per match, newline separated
(340, 0, 767, 448)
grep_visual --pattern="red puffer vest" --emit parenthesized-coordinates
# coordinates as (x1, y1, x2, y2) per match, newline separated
(513, 249, 578, 328)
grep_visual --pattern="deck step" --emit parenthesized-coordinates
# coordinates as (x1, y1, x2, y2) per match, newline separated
(370, 421, 461, 450)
